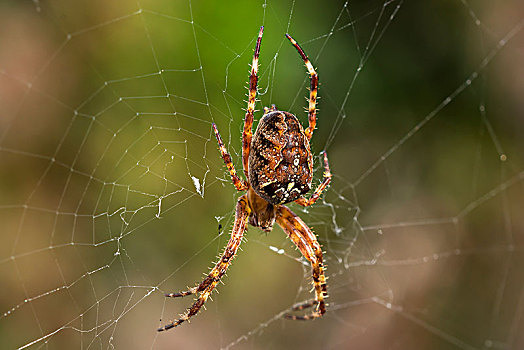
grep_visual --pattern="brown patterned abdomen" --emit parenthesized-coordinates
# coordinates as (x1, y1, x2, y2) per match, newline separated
(248, 111, 313, 204)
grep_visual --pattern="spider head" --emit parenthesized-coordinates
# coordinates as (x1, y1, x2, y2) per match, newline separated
(247, 187, 277, 232)
(248, 207, 276, 232)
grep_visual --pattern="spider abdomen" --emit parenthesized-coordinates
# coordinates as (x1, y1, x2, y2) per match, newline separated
(248, 110, 313, 205)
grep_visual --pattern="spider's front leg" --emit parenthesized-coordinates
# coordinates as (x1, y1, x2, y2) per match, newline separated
(158, 195, 250, 331)
(276, 205, 328, 320)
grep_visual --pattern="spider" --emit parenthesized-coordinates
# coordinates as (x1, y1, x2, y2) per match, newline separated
(158, 26, 332, 331)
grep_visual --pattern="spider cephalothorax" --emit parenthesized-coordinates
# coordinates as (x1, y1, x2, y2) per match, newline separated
(159, 26, 331, 332)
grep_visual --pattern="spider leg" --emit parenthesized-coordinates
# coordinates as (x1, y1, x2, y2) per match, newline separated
(276, 205, 328, 320)
(242, 26, 264, 179)
(159, 195, 250, 331)
(295, 151, 332, 207)
(212, 123, 248, 191)
(289, 299, 318, 312)
(285, 33, 318, 141)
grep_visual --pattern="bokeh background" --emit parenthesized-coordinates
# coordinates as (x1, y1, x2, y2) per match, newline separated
(1, 0, 523, 349)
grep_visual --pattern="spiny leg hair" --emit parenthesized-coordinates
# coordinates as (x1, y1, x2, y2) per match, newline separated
(242, 26, 264, 179)
(276, 205, 328, 320)
(295, 151, 332, 207)
(158, 196, 250, 331)
(212, 123, 248, 192)
(285, 33, 318, 141)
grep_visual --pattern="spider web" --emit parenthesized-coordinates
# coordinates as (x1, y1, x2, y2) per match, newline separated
(1, 0, 524, 349)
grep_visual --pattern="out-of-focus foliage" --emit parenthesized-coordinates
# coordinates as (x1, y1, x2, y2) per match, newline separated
(1, 0, 523, 349)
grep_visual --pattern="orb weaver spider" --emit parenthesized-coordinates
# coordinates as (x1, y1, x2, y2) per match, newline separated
(159, 26, 331, 331)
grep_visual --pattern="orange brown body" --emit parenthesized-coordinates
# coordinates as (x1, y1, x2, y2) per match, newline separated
(159, 26, 331, 332)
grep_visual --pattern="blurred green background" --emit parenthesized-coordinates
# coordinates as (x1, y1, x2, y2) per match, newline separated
(1, 0, 523, 349)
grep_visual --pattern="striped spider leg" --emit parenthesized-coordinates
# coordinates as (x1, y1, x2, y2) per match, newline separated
(159, 27, 332, 331)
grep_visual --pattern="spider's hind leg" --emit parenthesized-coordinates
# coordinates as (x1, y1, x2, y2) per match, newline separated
(213, 123, 248, 192)
(242, 26, 264, 179)
(295, 151, 331, 207)
(285, 33, 318, 141)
